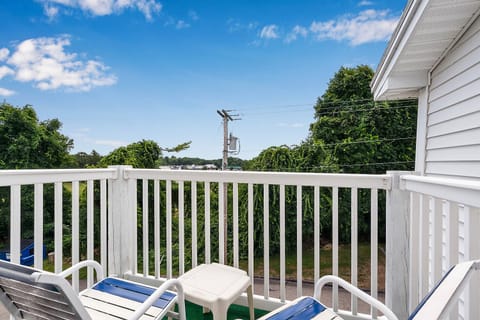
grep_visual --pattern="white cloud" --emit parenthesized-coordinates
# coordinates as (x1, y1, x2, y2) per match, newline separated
(309, 9, 398, 45)
(358, 0, 374, 6)
(260, 25, 279, 39)
(0, 66, 14, 79)
(0, 88, 16, 97)
(0, 48, 9, 61)
(39, 0, 162, 20)
(44, 4, 60, 20)
(176, 20, 190, 29)
(2, 36, 116, 91)
(285, 25, 308, 43)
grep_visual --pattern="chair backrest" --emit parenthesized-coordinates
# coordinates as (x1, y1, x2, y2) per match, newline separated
(0, 260, 91, 320)
(409, 259, 480, 319)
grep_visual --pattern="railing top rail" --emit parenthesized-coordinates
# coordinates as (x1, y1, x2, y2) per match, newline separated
(400, 174, 480, 208)
(0, 168, 117, 186)
(124, 169, 392, 189)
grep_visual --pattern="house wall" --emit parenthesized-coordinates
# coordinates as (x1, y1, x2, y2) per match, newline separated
(425, 14, 480, 179)
(422, 16, 480, 319)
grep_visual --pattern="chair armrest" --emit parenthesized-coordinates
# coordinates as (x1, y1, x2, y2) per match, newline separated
(57, 260, 104, 281)
(314, 275, 398, 320)
(128, 279, 186, 320)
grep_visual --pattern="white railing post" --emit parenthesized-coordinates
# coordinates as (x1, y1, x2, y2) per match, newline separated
(386, 171, 412, 320)
(108, 165, 135, 277)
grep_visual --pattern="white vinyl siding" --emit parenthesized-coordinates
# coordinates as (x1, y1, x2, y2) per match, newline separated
(426, 15, 480, 179)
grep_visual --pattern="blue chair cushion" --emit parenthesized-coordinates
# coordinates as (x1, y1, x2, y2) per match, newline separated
(92, 277, 176, 309)
(266, 297, 328, 320)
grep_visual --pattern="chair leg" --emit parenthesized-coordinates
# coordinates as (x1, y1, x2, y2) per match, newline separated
(247, 285, 254, 320)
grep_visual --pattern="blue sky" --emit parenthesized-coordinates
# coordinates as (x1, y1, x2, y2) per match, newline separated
(0, 0, 406, 160)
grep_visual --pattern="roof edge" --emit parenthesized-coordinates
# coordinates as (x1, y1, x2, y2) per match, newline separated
(371, 0, 426, 99)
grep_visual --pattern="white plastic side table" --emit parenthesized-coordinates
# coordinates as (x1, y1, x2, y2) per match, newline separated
(178, 263, 254, 320)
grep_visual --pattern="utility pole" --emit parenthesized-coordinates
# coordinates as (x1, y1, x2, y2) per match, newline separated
(216, 109, 240, 264)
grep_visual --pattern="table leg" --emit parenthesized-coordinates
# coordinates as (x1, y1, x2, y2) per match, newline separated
(247, 285, 254, 320)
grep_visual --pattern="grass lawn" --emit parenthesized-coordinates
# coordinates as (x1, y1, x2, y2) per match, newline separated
(240, 243, 385, 291)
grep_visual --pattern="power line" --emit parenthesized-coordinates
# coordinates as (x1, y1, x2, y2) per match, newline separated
(242, 103, 418, 117)
(233, 98, 418, 113)
(323, 136, 416, 147)
(241, 136, 416, 154)
(238, 104, 417, 117)
(315, 104, 417, 117)
(235, 103, 314, 111)
(253, 161, 415, 172)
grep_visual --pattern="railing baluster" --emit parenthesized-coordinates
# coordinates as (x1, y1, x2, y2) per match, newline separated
(332, 186, 339, 312)
(432, 198, 443, 283)
(248, 183, 254, 288)
(179, 180, 185, 275)
(100, 179, 107, 274)
(108, 176, 114, 276)
(351, 187, 358, 315)
(371, 188, 378, 318)
(87, 180, 94, 287)
(142, 179, 149, 276)
(465, 206, 480, 319)
(447, 202, 459, 267)
(314, 185, 320, 283)
(419, 194, 429, 296)
(280, 184, 286, 302)
(263, 183, 269, 299)
(446, 201, 459, 319)
(219, 182, 224, 264)
(296, 185, 302, 297)
(166, 180, 172, 278)
(233, 183, 239, 268)
(191, 181, 197, 268)
(154, 179, 161, 278)
(205, 181, 211, 264)
(409, 192, 420, 311)
(10, 185, 21, 265)
(34, 184, 43, 270)
(72, 181, 80, 292)
(130, 177, 137, 274)
(54, 182, 63, 273)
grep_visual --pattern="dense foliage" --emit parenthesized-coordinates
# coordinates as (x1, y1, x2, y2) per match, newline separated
(0, 103, 75, 246)
(99, 139, 163, 168)
(309, 65, 417, 174)
(0, 103, 74, 169)
(73, 150, 102, 168)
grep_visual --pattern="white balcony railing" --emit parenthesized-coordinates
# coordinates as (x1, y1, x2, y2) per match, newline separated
(123, 168, 391, 317)
(401, 174, 480, 320)
(1, 166, 479, 319)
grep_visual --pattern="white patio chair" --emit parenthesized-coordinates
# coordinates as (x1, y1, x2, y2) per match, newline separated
(0, 259, 186, 320)
(259, 259, 480, 320)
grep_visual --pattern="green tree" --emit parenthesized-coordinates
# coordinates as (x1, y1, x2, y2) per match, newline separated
(0, 103, 74, 245)
(99, 140, 162, 168)
(308, 65, 417, 173)
(73, 150, 102, 168)
(247, 145, 297, 172)
(0, 103, 74, 169)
